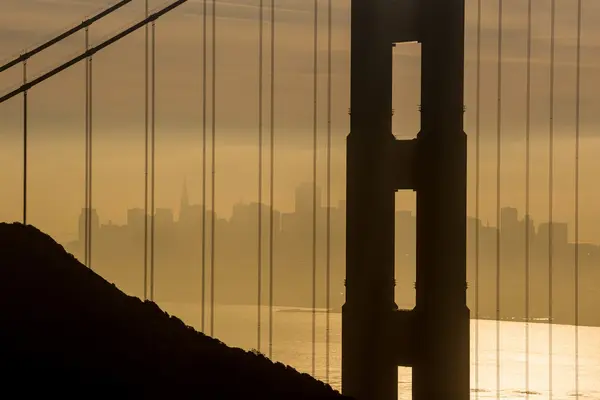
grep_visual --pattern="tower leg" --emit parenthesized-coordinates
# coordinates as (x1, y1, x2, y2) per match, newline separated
(413, 0, 470, 398)
(342, 0, 398, 398)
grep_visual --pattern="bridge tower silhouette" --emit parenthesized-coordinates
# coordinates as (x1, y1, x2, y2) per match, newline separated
(343, 0, 469, 398)
(5, 0, 596, 398)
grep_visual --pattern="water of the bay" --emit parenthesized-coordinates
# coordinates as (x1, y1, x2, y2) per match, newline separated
(159, 302, 600, 399)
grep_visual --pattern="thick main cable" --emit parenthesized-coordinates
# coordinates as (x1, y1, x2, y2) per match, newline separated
(0, 0, 132, 74)
(257, 0, 265, 353)
(574, 0, 582, 397)
(525, 0, 533, 397)
(311, 0, 319, 378)
(474, 0, 482, 396)
(268, 0, 276, 359)
(201, 0, 208, 333)
(325, 0, 332, 383)
(549, 1, 556, 397)
(0, 0, 189, 105)
(495, 0, 504, 398)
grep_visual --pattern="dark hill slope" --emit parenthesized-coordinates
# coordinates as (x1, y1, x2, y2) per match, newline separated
(0, 223, 349, 399)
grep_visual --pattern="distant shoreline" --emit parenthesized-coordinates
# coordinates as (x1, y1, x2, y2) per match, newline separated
(276, 308, 595, 328)
(156, 301, 599, 328)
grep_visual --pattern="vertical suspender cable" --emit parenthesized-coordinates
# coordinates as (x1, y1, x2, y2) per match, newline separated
(525, 0, 533, 397)
(549, 0, 556, 397)
(495, 0, 503, 398)
(474, 0, 482, 396)
(150, 21, 156, 302)
(268, 0, 276, 359)
(84, 27, 90, 268)
(257, 0, 264, 353)
(200, 0, 207, 333)
(201, 0, 208, 333)
(88, 52, 94, 271)
(311, 0, 319, 378)
(210, 0, 217, 336)
(144, 0, 150, 301)
(22, 60, 28, 226)
(325, 0, 332, 383)
(574, 0, 582, 397)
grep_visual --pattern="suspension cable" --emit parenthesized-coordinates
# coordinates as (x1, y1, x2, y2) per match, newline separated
(144, 0, 150, 301)
(0, 1, 189, 105)
(84, 26, 90, 268)
(210, 0, 217, 337)
(22, 60, 28, 226)
(257, 0, 265, 353)
(574, 0, 582, 397)
(88, 53, 94, 271)
(495, 0, 503, 398)
(201, 0, 208, 333)
(150, 20, 157, 302)
(268, 0, 276, 359)
(325, 0, 332, 383)
(474, 0, 481, 396)
(525, 0, 532, 397)
(0, 0, 132, 74)
(311, 0, 319, 378)
(549, 0, 556, 397)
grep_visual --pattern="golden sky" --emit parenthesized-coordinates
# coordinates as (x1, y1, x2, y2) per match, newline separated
(1, 0, 600, 243)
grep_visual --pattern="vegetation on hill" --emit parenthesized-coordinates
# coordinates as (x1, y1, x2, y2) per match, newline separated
(0, 223, 350, 399)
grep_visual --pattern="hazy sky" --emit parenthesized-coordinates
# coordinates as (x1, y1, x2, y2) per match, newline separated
(1, 0, 600, 243)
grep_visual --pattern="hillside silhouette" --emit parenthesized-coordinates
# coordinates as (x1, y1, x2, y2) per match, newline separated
(0, 222, 349, 398)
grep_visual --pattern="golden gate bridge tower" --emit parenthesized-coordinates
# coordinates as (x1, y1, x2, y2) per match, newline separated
(343, 0, 470, 398)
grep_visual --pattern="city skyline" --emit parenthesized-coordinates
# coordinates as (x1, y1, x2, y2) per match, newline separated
(2, 1, 599, 397)
(64, 179, 600, 327)
(72, 180, 592, 248)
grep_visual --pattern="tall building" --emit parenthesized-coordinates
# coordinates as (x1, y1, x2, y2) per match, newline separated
(127, 208, 146, 232)
(538, 222, 568, 250)
(295, 182, 321, 215)
(155, 208, 174, 228)
(179, 178, 190, 222)
(78, 207, 99, 244)
(500, 207, 519, 233)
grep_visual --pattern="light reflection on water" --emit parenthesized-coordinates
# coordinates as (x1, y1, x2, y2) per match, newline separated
(159, 302, 600, 400)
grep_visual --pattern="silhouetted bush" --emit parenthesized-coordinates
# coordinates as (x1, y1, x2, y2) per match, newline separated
(0, 223, 350, 399)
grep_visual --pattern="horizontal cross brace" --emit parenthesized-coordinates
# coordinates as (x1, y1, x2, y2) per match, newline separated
(393, 138, 417, 191)
(389, 0, 421, 44)
(393, 308, 416, 367)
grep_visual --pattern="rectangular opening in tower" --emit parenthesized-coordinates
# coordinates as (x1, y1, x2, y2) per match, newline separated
(395, 190, 416, 309)
(392, 42, 421, 140)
